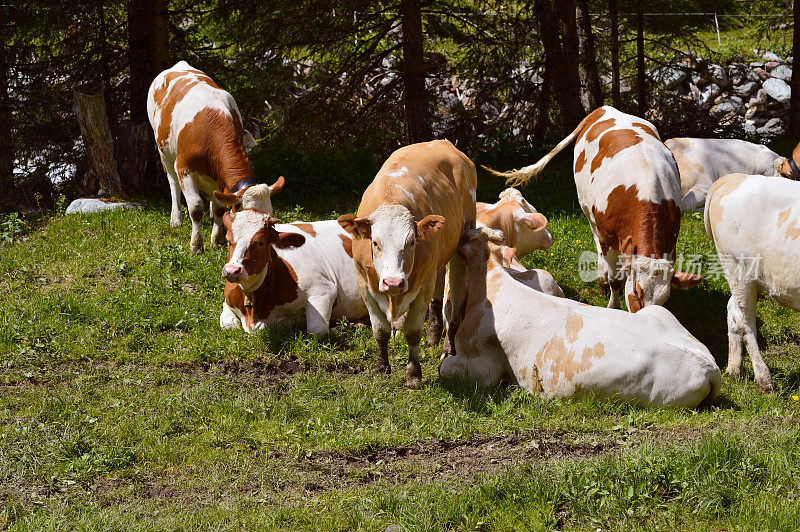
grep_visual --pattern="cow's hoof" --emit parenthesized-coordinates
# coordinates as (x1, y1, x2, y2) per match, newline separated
(374, 362, 391, 375)
(191, 246, 204, 255)
(405, 363, 422, 389)
(170, 220, 182, 228)
(405, 376, 422, 390)
(757, 379, 775, 393)
(426, 325, 442, 346)
(724, 369, 741, 381)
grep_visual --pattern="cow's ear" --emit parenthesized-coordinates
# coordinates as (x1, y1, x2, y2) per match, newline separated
(268, 176, 285, 196)
(243, 130, 257, 149)
(222, 211, 235, 230)
(502, 246, 516, 267)
(266, 216, 280, 226)
(275, 232, 305, 249)
(416, 215, 445, 240)
(214, 189, 244, 207)
(522, 212, 547, 231)
(671, 271, 703, 289)
(338, 214, 372, 239)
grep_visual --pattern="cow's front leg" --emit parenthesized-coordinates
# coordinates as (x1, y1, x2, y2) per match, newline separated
(600, 249, 621, 309)
(305, 288, 336, 335)
(210, 201, 228, 248)
(220, 301, 242, 330)
(403, 291, 430, 389)
(364, 294, 392, 374)
(426, 267, 445, 345)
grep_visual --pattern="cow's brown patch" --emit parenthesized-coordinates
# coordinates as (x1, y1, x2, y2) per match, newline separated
(778, 207, 792, 226)
(785, 220, 800, 240)
(706, 173, 747, 237)
(585, 118, 616, 143)
(156, 76, 204, 146)
(338, 234, 353, 257)
(632, 122, 659, 140)
(575, 107, 607, 144)
(565, 314, 583, 343)
(535, 334, 605, 387)
(627, 281, 645, 312)
(225, 252, 300, 327)
(574, 150, 587, 173)
(175, 107, 255, 193)
(477, 201, 521, 247)
(591, 184, 680, 259)
(590, 129, 643, 173)
(292, 223, 317, 237)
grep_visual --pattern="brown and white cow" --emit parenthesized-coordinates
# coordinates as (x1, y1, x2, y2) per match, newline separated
(704, 173, 800, 392)
(220, 212, 368, 334)
(338, 140, 477, 389)
(475, 188, 553, 256)
(147, 60, 284, 253)
(777, 140, 800, 182)
(487, 105, 703, 312)
(665, 137, 785, 211)
(440, 228, 721, 408)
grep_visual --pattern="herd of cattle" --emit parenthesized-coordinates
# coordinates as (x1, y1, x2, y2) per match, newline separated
(146, 60, 800, 408)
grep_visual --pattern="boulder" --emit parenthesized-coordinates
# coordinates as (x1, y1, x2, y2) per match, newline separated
(744, 120, 757, 135)
(745, 69, 761, 82)
(651, 66, 688, 90)
(765, 60, 781, 72)
(708, 64, 729, 87)
(65, 198, 142, 215)
(749, 62, 764, 69)
(763, 77, 791, 103)
(753, 67, 769, 81)
(749, 88, 769, 106)
(733, 81, 758, 97)
(770, 64, 792, 82)
(757, 117, 785, 137)
(762, 51, 783, 62)
(710, 95, 744, 117)
(698, 83, 721, 109)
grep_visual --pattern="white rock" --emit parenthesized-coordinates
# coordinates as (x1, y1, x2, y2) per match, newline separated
(744, 121, 757, 135)
(763, 77, 791, 103)
(733, 81, 758, 97)
(762, 51, 783, 62)
(651, 66, 688, 90)
(757, 117, 785, 137)
(698, 83, 721, 109)
(65, 198, 142, 215)
(710, 95, 744, 117)
(788, 56, 794, 64)
(708, 64, 729, 87)
(770, 64, 793, 82)
(749, 88, 769, 106)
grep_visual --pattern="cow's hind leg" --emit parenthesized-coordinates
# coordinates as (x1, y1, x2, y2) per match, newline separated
(160, 153, 183, 228)
(403, 291, 430, 389)
(305, 288, 336, 335)
(600, 249, 622, 309)
(730, 281, 773, 392)
(180, 174, 206, 254)
(426, 267, 445, 345)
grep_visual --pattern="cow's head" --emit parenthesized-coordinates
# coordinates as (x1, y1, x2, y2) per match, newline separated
(338, 205, 444, 295)
(221, 209, 305, 293)
(213, 176, 285, 213)
(625, 256, 703, 312)
(481, 188, 553, 256)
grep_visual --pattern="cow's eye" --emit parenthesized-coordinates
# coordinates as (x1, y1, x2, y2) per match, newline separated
(257, 241, 264, 247)
(372, 241, 378, 248)
(408, 240, 416, 247)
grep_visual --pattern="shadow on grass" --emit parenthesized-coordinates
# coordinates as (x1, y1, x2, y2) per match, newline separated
(665, 286, 730, 367)
(440, 376, 517, 415)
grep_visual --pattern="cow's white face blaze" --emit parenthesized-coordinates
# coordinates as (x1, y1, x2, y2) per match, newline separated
(338, 205, 445, 295)
(625, 256, 702, 312)
(221, 210, 304, 293)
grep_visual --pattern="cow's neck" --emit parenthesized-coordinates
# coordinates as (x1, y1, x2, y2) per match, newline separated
(209, 134, 256, 192)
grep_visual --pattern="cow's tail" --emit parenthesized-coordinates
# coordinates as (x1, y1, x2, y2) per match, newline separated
(481, 111, 597, 187)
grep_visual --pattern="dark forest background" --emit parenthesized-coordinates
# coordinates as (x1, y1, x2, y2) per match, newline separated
(0, 0, 796, 214)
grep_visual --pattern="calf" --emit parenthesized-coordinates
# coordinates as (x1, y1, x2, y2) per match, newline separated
(338, 140, 477, 389)
(440, 229, 721, 408)
(704, 172, 800, 392)
(476, 188, 553, 256)
(665, 137, 784, 211)
(220, 212, 368, 334)
(487, 105, 702, 312)
(147, 60, 283, 253)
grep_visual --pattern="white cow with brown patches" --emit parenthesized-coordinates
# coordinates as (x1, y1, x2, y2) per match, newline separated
(147, 60, 284, 253)
(440, 229, 721, 408)
(704, 172, 800, 392)
(476, 188, 553, 256)
(220, 209, 368, 334)
(487, 105, 703, 312)
(665, 137, 786, 211)
(338, 140, 477, 389)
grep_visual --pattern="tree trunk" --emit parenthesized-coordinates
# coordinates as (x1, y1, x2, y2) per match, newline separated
(556, 0, 585, 131)
(0, 7, 13, 210)
(115, 121, 151, 195)
(576, 0, 603, 110)
(400, 0, 431, 143)
(533, 0, 557, 136)
(128, 0, 169, 125)
(74, 82, 127, 199)
(790, 0, 800, 136)
(635, 0, 646, 117)
(609, 0, 620, 108)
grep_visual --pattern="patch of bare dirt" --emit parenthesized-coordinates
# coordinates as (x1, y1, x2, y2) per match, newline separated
(172, 355, 363, 385)
(300, 431, 615, 488)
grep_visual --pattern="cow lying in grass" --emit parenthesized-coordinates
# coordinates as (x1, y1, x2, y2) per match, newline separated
(219, 210, 368, 334)
(704, 172, 800, 392)
(147, 60, 284, 253)
(665, 137, 786, 211)
(476, 188, 553, 256)
(440, 228, 721, 408)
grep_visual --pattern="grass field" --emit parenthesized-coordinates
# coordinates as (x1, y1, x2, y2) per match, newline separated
(3, 155, 800, 530)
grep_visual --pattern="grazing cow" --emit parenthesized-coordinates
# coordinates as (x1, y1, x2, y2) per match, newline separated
(220, 211, 368, 334)
(665, 137, 785, 211)
(486, 105, 703, 312)
(704, 172, 800, 392)
(147, 60, 284, 253)
(338, 140, 477, 389)
(440, 229, 721, 408)
(475, 188, 553, 256)
(777, 140, 800, 182)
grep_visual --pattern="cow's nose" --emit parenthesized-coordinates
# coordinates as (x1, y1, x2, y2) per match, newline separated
(222, 264, 243, 280)
(381, 277, 404, 293)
